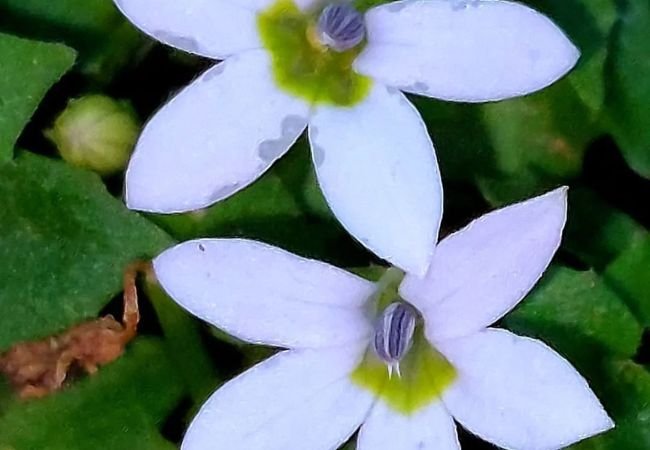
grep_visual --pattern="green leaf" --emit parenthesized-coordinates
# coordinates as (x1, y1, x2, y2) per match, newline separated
(0, 152, 173, 350)
(564, 187, 648, 269)
(0, 0, 144, 83)
(572, 360, 650, 449)
(476, 79, 594, 205)
(504, 267, 649, 449)
(476, 0, 619, 204)
(0, 339, 184, 450)
(0, 33, 75, 162)
(525, 0, 617, 113)
(603, 237, 650, 326)
(504, 267, 643, 363)
(606, 0, 650, 179)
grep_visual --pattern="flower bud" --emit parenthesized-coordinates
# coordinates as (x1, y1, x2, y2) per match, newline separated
(46, 95, 140, 176)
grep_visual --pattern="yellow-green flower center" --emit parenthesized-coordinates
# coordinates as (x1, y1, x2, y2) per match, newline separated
(350, 268, 457, 414)
(257, 0, 373, 106)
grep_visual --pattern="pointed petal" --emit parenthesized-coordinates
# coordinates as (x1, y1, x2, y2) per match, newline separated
(438, 329, 614, 450)
(400, 188, 567, 342)
(153, 239, 376, 348)
(355, 0, 580, 102)
(126, 52, 309, 213)
(309, 84, 442, 275)
(183, 346, 374, 450)
(358, 400, 460, 450)
(114, 0, 265, 59)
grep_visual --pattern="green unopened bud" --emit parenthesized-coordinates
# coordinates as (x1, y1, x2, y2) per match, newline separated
(46, 95, 140, 176)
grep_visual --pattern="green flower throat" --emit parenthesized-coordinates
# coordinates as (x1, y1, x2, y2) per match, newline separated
(257, 0, 373, 106)
(351, 268, 458, 415)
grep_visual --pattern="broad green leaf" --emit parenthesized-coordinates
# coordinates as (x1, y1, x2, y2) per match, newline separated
(0, 152, 173, 350)
(504, 267, 643, 363)
(606, 0, 650, 179)
(573, 360, 650, 449)
(564, 188, 648, 269)
(603, 237, 650, 326)
(0, 33, 75, 162)
(0, 339, 183, 450)
(0, 0, 144, 84)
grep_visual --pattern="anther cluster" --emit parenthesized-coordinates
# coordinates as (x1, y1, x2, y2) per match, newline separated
(373, 301, 417, 374)
(317, 3, 366, 52)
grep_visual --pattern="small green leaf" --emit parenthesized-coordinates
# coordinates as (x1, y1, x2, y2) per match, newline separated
(564, 188, 648, 269)
(504, 267, 643, 363)
(572, 360, 650, 449)
(0, 339, 184, 450)
(525, 0, 617, 113)
(606, 0, 650, 179)
(603, 237, 650, 327)
(0, 152, 173, 350)
(477, 79, 593, 205)
(504, 267, 649, 449)
(0, 33, 75, 162)
(416, 56, 604, 207)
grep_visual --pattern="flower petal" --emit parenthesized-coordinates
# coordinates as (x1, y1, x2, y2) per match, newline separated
(358, 400, 460, 450)
(400, 188, 567, 342)
(355, 0, 580, 102)
(438, 328, 614, 450)
(183, 346, 374, 450)
(114, 0, 264, 59)
(308, 84, 442, 275)
(153, 238, 376, 348)
(126, 51, 309, 213)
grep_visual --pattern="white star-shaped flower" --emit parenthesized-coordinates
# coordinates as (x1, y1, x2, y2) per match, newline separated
(115, 0, 579, 275)
(153, 187, 613, 450)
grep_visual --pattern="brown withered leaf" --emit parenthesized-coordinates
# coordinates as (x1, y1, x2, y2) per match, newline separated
(0, 261, 148, 399)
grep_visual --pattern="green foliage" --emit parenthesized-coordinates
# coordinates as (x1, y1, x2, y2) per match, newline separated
(1, 0, 650, 447)
(564, 188, 648, 269)
(476, 79, 594, 205)
(0, 0, 145, 84)
(606, 0, 650, 179)
(0, 33, 75, 162)
(0, 152, 172, 350)
(0, 339, 183, 450)
(505, 267, 649, 449)
(573, 360, 650, 450)
(603, 238, 650, 326)
(505, 267, 643, 362)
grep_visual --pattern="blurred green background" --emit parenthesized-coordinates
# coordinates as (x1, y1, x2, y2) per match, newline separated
(0, 0, 648, 448)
